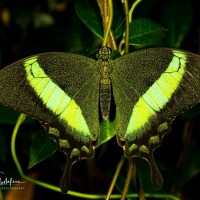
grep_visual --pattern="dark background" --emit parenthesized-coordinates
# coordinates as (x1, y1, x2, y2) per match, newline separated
(0, 0, 200, 199)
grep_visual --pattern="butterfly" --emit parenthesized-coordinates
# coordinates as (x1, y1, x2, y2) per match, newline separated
(0, 47, 199, 193)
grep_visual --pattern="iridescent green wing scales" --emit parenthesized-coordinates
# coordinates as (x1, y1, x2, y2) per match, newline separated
(0, 53, 100, 192)
(112, 48, 200, 188)
(1, 47, 200, 192)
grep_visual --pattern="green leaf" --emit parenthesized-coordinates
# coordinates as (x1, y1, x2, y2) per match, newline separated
(75, 0, 103, 38)
(28, 131, 57, 168)
(75, 0, 124, 40)
(160, 1, 193, 48)
(0, 105, 35, 125)
(129, 18, 166, 47)
(98, 120, 116, 147)
(111, 2, 124, 39)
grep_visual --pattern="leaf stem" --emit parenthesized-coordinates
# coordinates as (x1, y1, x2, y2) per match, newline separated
(123, 0, 130, 54)
(129, 0, 142, 23)
(11, 114, 60, 192)
(120, 158, 134, 200)
(11, 114, 27, 177)
(102, 0, 113, 47)
(106, 155, 125, 200)
(98, 0, 116, 49)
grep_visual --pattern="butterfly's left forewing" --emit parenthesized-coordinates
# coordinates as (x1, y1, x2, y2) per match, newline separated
(0, 52, 100, 192)
(112, 48, 200, 188)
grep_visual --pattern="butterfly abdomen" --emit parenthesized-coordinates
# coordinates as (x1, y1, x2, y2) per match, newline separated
(100, 74, 111, 120)
(97, 47, 113, 120)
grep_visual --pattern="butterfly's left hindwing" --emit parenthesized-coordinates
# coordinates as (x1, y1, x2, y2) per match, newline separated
(0, 53, 100, 192)
(112, 48, 200, 188)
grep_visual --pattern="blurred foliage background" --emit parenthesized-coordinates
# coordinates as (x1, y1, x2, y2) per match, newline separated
(0, 0, 200, 199)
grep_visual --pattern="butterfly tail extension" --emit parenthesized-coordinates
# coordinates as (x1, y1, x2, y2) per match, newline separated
(143, 151, 164, 189)
(60, 144, 95, 193)
(60, 157, 74, 193)
(117, 119, 172, 189)
(46, 124, 96, 192)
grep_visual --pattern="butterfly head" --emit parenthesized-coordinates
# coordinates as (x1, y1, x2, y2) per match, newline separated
(97, 47, 112, 61)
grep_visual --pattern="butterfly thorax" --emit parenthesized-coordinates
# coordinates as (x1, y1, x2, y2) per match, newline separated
(97, 47, 113, 120)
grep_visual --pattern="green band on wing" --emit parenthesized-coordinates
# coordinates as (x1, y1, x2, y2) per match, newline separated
(23, 57, 90, 138)
(126, 50, 187, 139)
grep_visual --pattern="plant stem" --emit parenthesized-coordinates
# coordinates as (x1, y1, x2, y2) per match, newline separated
(120, 158, 134, 200)
(123, 0, 130, 54)
(106, 155, 125, 200)
(97, 0, 117, 49)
